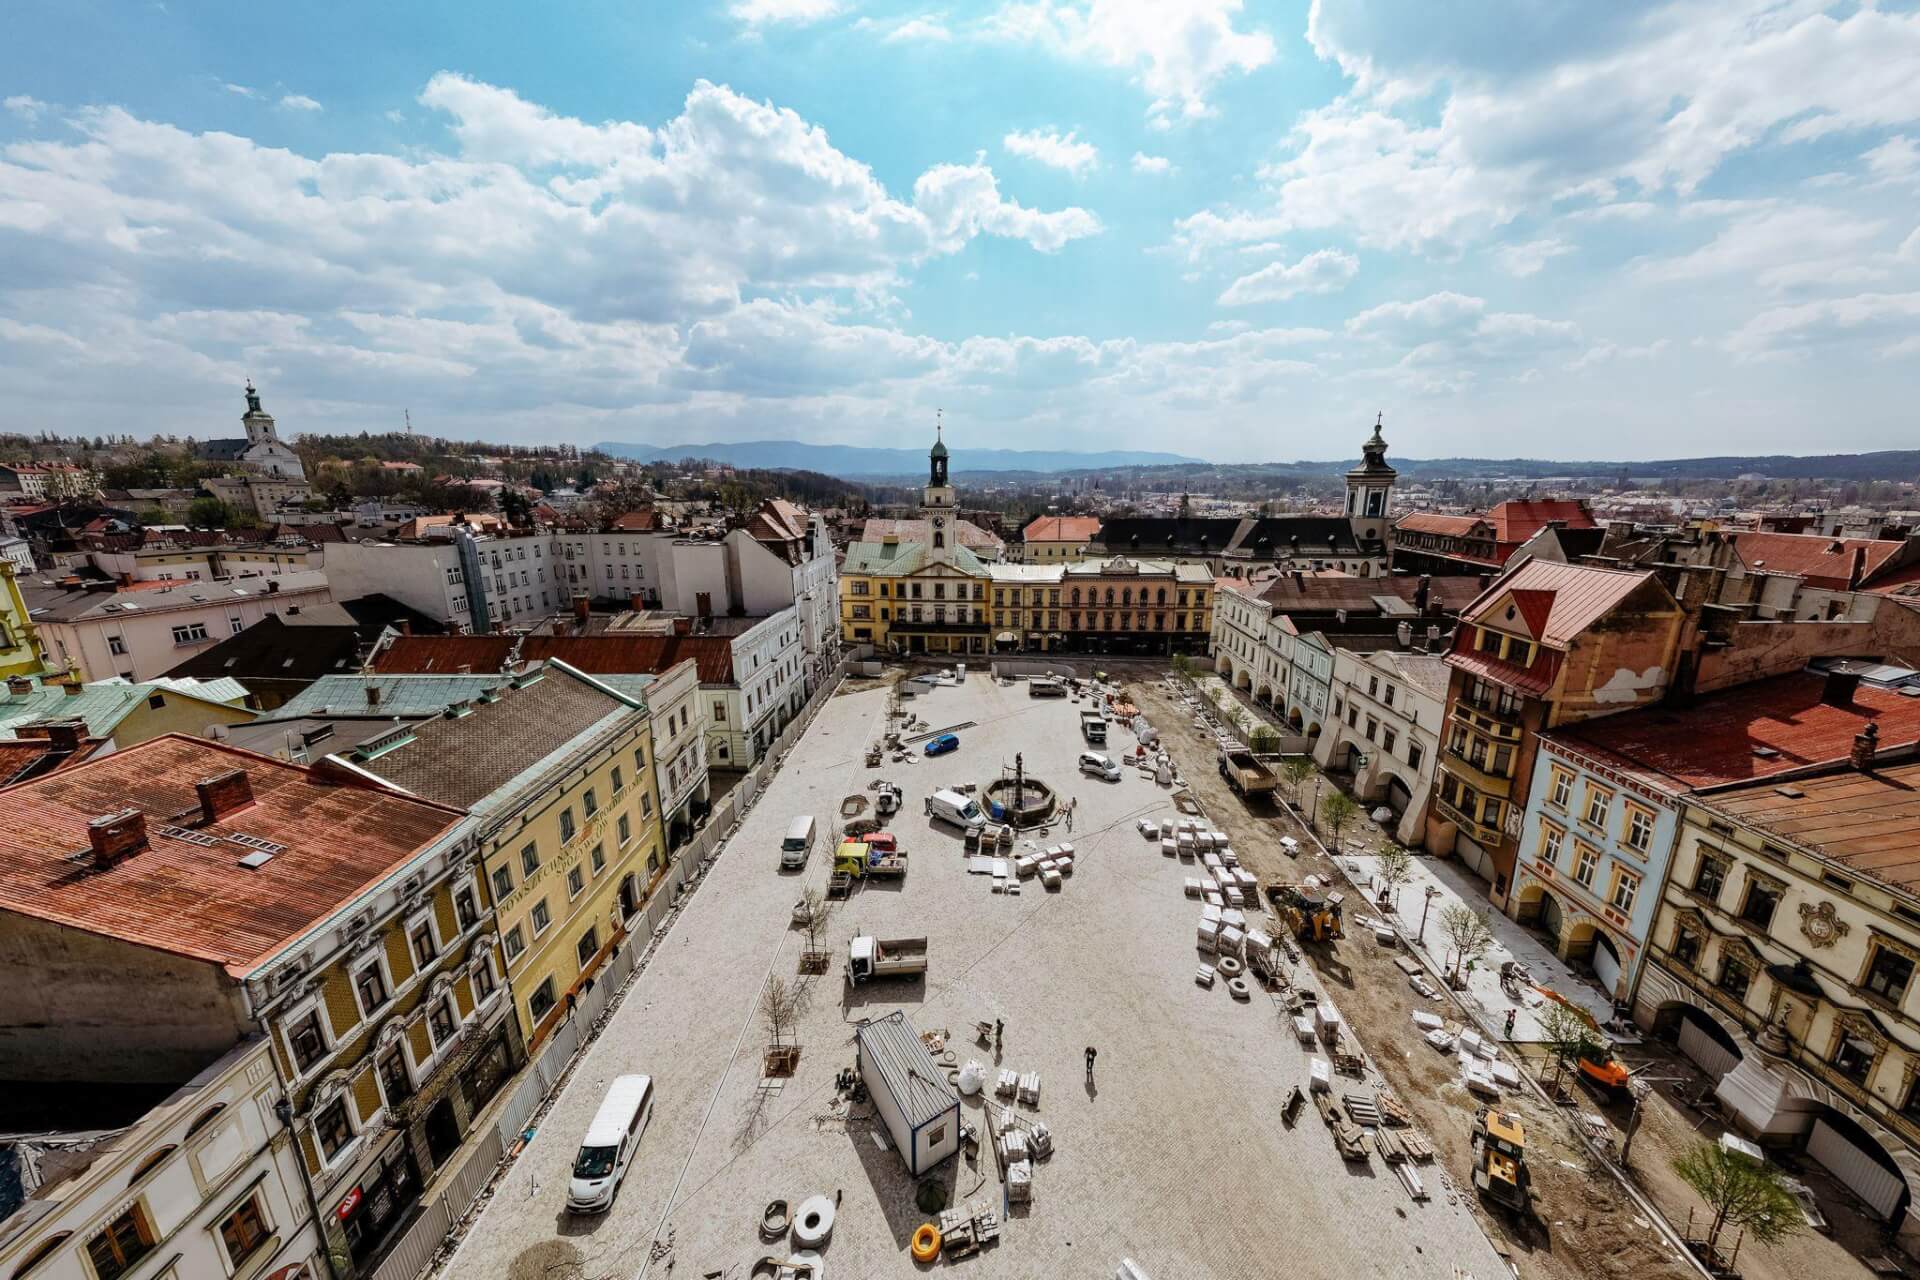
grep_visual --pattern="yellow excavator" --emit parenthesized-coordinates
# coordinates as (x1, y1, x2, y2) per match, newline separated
(1265, 879, 1344, 943)
(1471, 1107, 1531, 1214)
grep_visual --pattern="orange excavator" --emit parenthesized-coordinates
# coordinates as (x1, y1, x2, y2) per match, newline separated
(1534, 986, 1631, 1097)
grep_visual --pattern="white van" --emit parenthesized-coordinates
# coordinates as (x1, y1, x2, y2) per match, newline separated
(925, 788, 986, 830)
(780, 815, 817, 870)
(1079, 751, 1121, 781)
(567, 1074, 654, 1213)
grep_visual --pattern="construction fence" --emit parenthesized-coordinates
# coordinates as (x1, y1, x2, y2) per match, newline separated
(369, 655, 855, 1280)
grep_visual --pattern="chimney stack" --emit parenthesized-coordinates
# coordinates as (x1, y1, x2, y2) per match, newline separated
(673, 616, 692, 637)
(631, 592, 646, 612)
(1415, 574, 1431, 615)
(1852, 722, 1880, 773)
(1847, 545, 1868, 592)
(23, 719, 87, 752)
(573, 593, 590, 625)
(1426, 624, 1442, 653)
(364, 682, 382, 707)
(195, 768, 255, 823)
(1397, 621, 1413, 649)
(88, 808, 148, 868)
(5, 676, 31, 697)
(1821, 668, 1861, 707)
(63, 679, 84, 697)
(399, 619, 413, 637)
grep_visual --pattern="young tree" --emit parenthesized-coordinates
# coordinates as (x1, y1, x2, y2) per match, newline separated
(1672, 1140, 1804, 1260)
(1248, 723, 1282, 754)
(1374, 845, 1413, 910)
(1538, 1000, 1602, 1089)
(1438, 903, 1496, 986)
(1281, 756, 1315, 804)
(1320, 790, 1360, 850)
(761, 976, 801, 1052)
(796, 889, 831, 962)
(186, 496, 232, 530)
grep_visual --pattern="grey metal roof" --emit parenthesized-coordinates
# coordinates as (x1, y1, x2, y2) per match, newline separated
(274, 672, 510, 718)
(857, 1011, 957, 1128)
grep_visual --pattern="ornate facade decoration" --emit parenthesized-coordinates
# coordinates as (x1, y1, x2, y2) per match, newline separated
(1798, 899, 1850, 949)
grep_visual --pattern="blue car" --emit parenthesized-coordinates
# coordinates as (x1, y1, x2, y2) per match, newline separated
(923, 733, 960, 757)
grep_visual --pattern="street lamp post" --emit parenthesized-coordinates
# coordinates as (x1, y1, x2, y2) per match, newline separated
(1420, 885, 1439, 941)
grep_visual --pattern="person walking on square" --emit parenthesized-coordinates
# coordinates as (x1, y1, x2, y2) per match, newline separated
(1504, 1009, 1517, 1040)
(1084, 1045, 1097, 1080)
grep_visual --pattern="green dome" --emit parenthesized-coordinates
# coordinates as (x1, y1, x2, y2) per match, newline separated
(930, 435, 949, 458)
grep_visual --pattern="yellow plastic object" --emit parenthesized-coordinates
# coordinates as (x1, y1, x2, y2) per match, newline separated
(910, 1223, 941, 1262)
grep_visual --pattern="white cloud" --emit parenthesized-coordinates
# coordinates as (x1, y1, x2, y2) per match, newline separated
(855, 14, 952, 42)
(1492, 238, 1572, 278)
(1565, 338, 1668, 371)
(914, 157, 1102, 251)
(987, 0, 1274, 125)
(221, 82, 258, 98)
(1131, 152, 1171, 175)
(1637, 204, 1888, 290)
(730, 0, 844, 25)
(1217, 249, 1358, 306)
(278, 94, 323, 113)
(1902, 226, 1920, 263)
(1865, 135, 1919, 185)
(4, 96, 47, 121)
(1727, 292, 1920, 360)
(1347, 291, 1581, 374)
(1003, 127, 1099, 178)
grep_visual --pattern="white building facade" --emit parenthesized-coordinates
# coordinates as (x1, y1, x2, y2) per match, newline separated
(1316, 646, 1447, 847)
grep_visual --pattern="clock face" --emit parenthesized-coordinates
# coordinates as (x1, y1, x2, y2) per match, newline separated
(932, 516, 946, 528)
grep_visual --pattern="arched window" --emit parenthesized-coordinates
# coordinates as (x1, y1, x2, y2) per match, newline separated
(10, 1233, 71, 1279)
(185, 1103, 226, 1138)
(128, 1145, 176, 1185)
(1156, 588, 1166, 605)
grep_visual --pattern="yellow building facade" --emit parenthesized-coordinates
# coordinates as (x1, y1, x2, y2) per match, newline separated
(0, 563, 45, 677)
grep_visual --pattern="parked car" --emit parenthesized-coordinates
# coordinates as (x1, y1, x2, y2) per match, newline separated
(1078, 751, 1122, 781)
(865, 831, 899, 853)
(923, 733, 960, 756)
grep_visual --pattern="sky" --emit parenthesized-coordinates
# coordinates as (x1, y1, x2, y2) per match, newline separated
(2, 1, 1919, 463)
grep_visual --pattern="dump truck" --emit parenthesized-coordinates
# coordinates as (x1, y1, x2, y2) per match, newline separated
(1471, 1107, 1531, 1214)
(835, 839, 907, 880)
(847, 934, 929, 984)
(1080, 709, 1108, 745)
(1218, 748, 1279, 797)
(1266, 879, 1344, 942)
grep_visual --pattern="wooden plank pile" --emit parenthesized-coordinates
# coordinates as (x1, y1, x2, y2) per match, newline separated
(1312, 1088, 1370, 1161)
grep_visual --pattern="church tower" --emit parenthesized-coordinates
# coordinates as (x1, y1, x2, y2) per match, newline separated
(241, 379, 278, 447)
(922, 416, 956, 564)
(1345, 412, 1397, 545)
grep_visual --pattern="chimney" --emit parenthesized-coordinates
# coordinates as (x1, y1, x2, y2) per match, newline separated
(5, 676, 31, 697)
(1847, 545, 1868, 591)
(631, 592, 645, 612)
(1852, 723, 1880, 773)
(1821, 668, 1861, 707)
(491, 618, 505, 635)
(573, 593, 590, 625)
(195, 768, 255, 822)
(673, 616, 692, 637)
(88, 808, 148, 868)
(399, 619, 412, 637)
(28, 719, 86, 752)
(365, 683, 383, 707)
(1397, 621, 1413, 649)
(1415, 574, 1431, 615)
(117, 572, 134, 588)
(63, 679, 84, 696)
(1426, 624, 1442, 653)
(1335, 608, 1348, 625)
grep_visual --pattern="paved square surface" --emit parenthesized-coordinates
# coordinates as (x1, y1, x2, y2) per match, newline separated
(443, 674, 1511, 1280)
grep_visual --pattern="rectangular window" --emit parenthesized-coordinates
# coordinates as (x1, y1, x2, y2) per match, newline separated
(1623, 804, 1656, 854)
(1583, 785, 1611, 828)
(583, 787, 599, 816)
(287, 1010, 326, 1072)
(171, 622, 210, 645)
(1548, 770, 1572, 809)
(520, 842, 540, 876)
(618, 814, 632, 846)
(532, 898, 552, 934)
(1365, 716, 1378, 741)
(1739, 880, 1782, 930)
(108, 634, 128, 656)
(1609, 869, 1640, 913)
(591, 843, 606, 873)
(1539, 822, 1564, 865)
(87, 1206, 155, 1279)
(577, 926, 599, 968)
(1407, 743, 1423, 770)
(1573, 842, 1598, 887)
(641, 793, 652, 817)
(1718, 956, 1753, 1001)
(410, 921, 437, 968)
(1694, 853, 1729, 900)
(1481, 798, 1502, 831)
(528, 977, 557, 1022)
(1672, 926, 1702, 968)
(567, 865, 585, 898)
(612, 765, 624, 794)
(455, 887, 479, 930)
(378, 1041, 412, 1106)
(559, 808, 576, 842)
(1381, 728, 1397, 754)
(314, 1097, 354, 1160)
(1865, 945, 1916, 1004)
(1832, 1036, 1876, 1085)
(492, 865, 514, 899)
(503, 925, 526, 959)
(354, 963, 389, 1015)
(474, 956, 497, 1001)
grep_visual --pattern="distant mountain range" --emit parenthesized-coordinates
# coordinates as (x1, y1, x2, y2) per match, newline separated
(595, 438, 1920, 484)
(594, 439, 1204, 475)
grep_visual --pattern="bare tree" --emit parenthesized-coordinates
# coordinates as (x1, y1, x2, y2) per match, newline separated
(796, 889, 832, 969)
(1672, 1140, 1803, 1262)
(1320, 790, 1360, 850)
(1538, 1000, 1601, 1089)
(1281, 756, 1315, 804)
(1374, 845, 1413, 911)
(762, 976, 802, 1052)
(1438, 904, 1496, 986)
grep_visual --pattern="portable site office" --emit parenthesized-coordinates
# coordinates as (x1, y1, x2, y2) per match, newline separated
(856, 1011, 961, 1177)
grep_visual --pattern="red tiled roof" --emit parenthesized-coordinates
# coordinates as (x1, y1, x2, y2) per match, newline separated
(1022, 515, 1102, 544)
(1257, 574, 1485, 614)
(520, 634, 735, 684)
(1394, 512, 1487, 537)
(862, 517, 1002, 549)
(1487, 499, 1598, 547)
(0, 735, 463, 975)
(1446, 645, 1560, 698)
(609, 510, 662, 532)
(1553, 671, 1920, 792)
(1460, 560, 1665, 650)
(372, 635, 516, 675)
(1867, 563, 1920, 599)
(1732, 531, 1904, 590)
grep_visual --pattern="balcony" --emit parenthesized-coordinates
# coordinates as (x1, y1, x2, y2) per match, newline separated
(1452, 692, 1524, 729)
(1432, 795, 1499, 844)
(1440, 747, 1513, 799)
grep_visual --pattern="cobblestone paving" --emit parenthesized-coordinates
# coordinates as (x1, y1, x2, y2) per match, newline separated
(441, 675, 1512, 1280)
